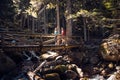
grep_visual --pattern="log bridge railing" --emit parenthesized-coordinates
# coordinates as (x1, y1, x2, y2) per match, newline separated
(2, 44, 81, 52)
(0, 33, 82, 52)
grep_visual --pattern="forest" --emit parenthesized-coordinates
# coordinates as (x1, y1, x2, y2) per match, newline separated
(0, 0, 119, 37)
(0, 0, 120, 80)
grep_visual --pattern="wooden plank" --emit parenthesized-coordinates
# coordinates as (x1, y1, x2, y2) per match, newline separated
(3, 44, 80, 52)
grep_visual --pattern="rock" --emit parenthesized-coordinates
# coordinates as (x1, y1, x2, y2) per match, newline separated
(101, 68, 111, 77)
(54, 65, 68, 73)
(68, 64, 84, 77)
(90, 56, 100, 65)
(65, 70, 78, 79)
(27, 71, 44, 80)
(41, 51, 59, 60)
(108, 63, 114, 69)
(89, 75, 104, 80)
(115, 72, 120, 80)
(5, 51, 24, 63)
(116, 66, 120, 71)
(107, 74, 116, 80)
(101, 70, 107, 76)
(0, 51, 16, 74)
(45, 73, 61, 80)
(100, 34, 120, 61)
(107, 72, 120, 80)
(69, 51, 84, 65)
(93, 67, 101, 74)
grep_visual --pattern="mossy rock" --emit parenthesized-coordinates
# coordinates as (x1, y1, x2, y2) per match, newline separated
(100, 39, 120, 61)
(54, 65, 68, 73)
(45, 73, 61, 80)
(5, 51, 23, 63)
(0, 52, 16, 74)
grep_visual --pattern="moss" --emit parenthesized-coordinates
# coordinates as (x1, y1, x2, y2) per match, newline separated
(100, 38, 120, 61)
(100, 43, 108, 55)
(54, 65, 68, 73)
(45, 73, 61, 80)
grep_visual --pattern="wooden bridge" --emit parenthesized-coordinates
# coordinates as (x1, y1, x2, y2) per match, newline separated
(2, 44, 81, 52)
(0, 33, 82, 52)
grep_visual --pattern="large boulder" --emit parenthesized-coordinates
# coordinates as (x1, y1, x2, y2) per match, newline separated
(40, 51, 59, 60)
(69, 51, 85, 65)
(0, 51, 16, 74)
(100, 34, 120, 61)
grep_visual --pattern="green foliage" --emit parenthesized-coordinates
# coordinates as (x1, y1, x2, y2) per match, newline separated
(0, 0, 17, 29)
(54, 65, 68, 73)
(104, 2, 113, 10)
(0, 0, 15, 20)
(45, 73, 61, 80)
(0, 0, 119, 36)
(19, 0, 31, 10)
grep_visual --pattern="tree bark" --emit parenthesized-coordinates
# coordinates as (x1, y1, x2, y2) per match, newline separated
(83, 17, 87, 41)
(44, 9, 47, 34)
(66, 0, 72, 37)
(56, 0, 60, 34)
(32, 18, 35, 34)
(27, 14, 30, 31)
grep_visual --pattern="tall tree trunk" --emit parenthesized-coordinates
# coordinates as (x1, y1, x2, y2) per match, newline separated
(22, 14, 26, 30)
(44, 9, 47, 34)
(56, 0, 60, 34)
(66, 0, 72, 36)
(32, 18, 35, 34)
(82, 0, 87, 41)
(83, 17, 87, 41)
(27, 14, 30, 31)
(20, 14, 24, 29)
